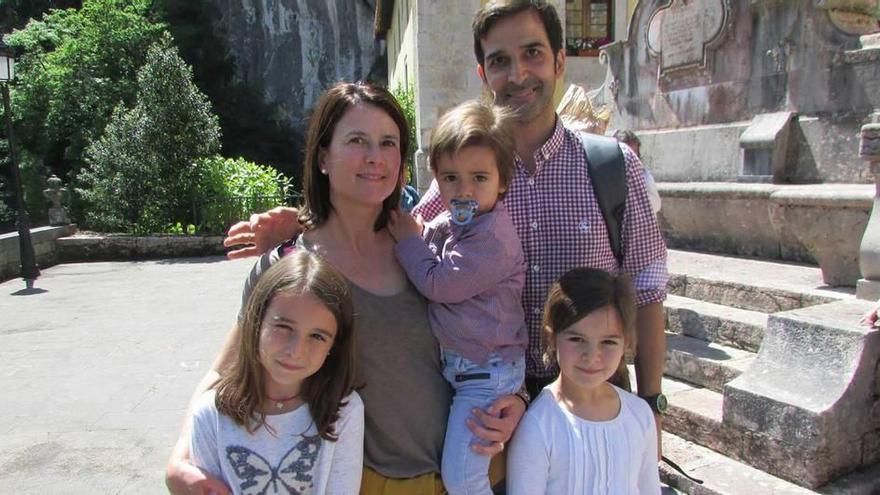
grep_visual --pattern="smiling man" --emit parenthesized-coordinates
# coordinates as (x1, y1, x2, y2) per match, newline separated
(413, 0, 669, 446)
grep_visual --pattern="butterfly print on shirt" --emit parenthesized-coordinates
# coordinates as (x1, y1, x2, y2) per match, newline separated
(226, 434, 322, 494)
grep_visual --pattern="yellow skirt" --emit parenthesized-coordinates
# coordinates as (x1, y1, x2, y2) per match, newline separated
(360, 453, 506, 495)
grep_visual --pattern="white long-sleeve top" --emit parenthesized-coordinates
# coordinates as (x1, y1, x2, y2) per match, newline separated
(190, 390, 364, 495)
(507, 385, 660, 495)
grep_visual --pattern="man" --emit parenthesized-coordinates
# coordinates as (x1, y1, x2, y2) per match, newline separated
(614, 128, 661, 213)
(227, 0, 667, 440)
(415, 1, 667, 418)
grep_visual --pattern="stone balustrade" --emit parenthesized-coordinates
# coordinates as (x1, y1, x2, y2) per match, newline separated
(658, 182, 872, 286)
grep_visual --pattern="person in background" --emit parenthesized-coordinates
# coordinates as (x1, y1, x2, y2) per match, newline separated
(613, 129, 661, 215)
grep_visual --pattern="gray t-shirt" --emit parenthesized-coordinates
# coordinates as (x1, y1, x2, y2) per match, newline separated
(240, 240, 451, 478)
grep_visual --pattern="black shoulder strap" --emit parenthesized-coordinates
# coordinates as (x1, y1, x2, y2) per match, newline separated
(579, 132, 627, 263)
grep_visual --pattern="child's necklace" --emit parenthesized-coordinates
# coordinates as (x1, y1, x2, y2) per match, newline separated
(266, 393, 300, 410)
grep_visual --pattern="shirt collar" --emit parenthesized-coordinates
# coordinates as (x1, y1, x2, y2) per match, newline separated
(515, 116, 567, 172)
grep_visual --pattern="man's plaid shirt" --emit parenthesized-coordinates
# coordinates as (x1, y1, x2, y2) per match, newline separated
(413, 118, 668, 379)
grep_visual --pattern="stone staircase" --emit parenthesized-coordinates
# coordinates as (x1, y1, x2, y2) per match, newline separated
(642, 249, 880, 494)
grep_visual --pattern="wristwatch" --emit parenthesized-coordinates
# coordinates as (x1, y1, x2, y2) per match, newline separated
(639, 393, 668, 414)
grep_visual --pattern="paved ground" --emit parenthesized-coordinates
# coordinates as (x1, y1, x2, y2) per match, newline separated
(0, 257, 255, 493)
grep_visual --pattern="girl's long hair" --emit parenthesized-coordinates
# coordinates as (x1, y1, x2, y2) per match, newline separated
(541, 268, 637, 391)
(214, 250, 355, 440)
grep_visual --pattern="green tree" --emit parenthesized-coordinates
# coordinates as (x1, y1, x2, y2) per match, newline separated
(392, 84, 417, 185)
(5, 0, 165, 184)
(77, 34, 220, 233)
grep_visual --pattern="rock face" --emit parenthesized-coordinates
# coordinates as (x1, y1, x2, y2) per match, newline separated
(212, 0, 380, 128)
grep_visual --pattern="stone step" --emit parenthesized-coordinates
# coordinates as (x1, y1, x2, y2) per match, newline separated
(661, 432, 880, 495)
(664, 332, 755, 393)
(667, 249, 853, 313)
(635, 373, 767, 481)
(665, 294, 767, 352)
(631, 368, 726, 451)
(661, 431, 815, 494)
(641, 373, 880, 492)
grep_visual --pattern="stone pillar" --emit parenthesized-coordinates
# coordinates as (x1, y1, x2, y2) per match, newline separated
(857, 112, 880, 300)
(412, 0, 483, 194)
(42, 175, 69, 226)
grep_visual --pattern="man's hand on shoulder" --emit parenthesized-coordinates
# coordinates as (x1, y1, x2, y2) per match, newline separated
(224, 206, 301, 259)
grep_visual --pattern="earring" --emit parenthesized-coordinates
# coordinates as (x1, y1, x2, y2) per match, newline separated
(321, 169, 328, 175)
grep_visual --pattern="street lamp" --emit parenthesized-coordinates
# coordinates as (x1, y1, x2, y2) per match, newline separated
(1, 38, 40, 289)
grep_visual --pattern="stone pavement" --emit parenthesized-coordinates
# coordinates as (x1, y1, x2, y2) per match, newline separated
(0, 256, 255, 493)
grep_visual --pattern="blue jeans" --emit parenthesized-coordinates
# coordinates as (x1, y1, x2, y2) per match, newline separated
(441, 349, 525, 495)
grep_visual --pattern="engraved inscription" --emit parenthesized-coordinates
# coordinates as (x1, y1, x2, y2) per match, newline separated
(647, 0, 730, 73)
(662, 4, 702, 69)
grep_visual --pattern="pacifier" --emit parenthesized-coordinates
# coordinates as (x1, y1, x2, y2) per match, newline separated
(449, 199, 479, 226)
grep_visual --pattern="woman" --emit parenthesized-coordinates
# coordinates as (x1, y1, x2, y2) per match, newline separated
(165, 82, 524, 494)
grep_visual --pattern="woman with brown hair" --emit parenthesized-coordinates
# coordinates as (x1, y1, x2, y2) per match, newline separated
(166, 81, 524, 495)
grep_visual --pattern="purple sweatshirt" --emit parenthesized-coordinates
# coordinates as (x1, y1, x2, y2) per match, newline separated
(394, 202, 527, 365)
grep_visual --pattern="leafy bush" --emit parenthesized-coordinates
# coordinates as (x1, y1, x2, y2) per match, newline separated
(77, 34, 220, 233)
(194, 155, 291, 234)
(391, 84, 417, 184)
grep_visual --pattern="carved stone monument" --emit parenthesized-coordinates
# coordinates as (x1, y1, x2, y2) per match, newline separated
(42, 175, 69, 226)
(604, 0, 879, 183)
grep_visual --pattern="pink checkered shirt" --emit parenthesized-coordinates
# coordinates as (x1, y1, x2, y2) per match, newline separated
(413, 118, 668, 378)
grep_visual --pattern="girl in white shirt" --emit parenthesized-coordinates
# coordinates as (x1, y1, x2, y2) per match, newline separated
(189, 250, 364, 494)
(507, 268, 660, 495)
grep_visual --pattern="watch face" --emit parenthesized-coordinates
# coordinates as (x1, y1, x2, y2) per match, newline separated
(656, 394, 668, 413)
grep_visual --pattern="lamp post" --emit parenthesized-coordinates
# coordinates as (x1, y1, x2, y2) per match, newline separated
(1, 39, 39, 289)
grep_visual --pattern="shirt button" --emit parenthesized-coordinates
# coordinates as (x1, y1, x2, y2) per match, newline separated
(532, 264, 540, 272)
(530, 221, 538, 230)
(533, 307, 541, 315)
(527, 178, 535, 186)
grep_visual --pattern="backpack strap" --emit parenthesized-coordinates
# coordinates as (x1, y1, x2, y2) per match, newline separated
(577, 132, 627, 264)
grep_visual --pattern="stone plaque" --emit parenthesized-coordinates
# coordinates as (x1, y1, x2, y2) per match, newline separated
(647, 0, 730, 73)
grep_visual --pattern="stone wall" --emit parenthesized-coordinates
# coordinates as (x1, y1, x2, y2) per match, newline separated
(55, 234, 226, 263)
(0, 228, 226, 283)
(0, 226, 76, 282)
(387, 0, 417, 93)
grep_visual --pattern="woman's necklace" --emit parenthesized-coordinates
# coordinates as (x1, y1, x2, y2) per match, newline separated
(266, 393, 300, 410)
